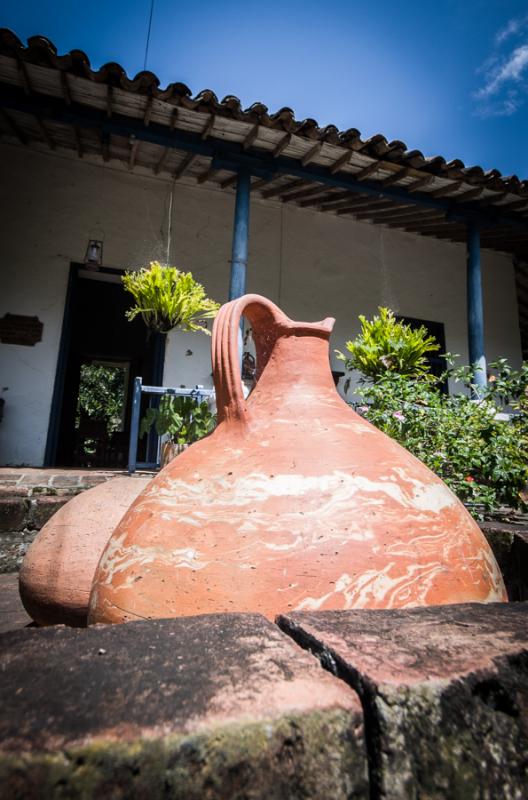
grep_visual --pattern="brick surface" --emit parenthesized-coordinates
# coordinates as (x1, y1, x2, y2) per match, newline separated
(0, 497, 28, 533)
(26, 495, 70, 530)
(279, 603, 528, 800)
(0, 614, 368, 799)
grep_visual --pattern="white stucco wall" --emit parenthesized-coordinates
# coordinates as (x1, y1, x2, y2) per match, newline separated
(0, 142, 522, 465)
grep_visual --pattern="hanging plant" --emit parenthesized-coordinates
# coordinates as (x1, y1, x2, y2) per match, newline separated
(122, 261, 220, 334)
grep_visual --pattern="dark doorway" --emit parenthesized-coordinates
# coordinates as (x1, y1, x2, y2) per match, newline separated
(397, 315, 448, 392)
(45, 265, 164, 467)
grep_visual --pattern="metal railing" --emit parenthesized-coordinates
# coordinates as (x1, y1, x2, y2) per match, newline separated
(128, 377, 215, 473)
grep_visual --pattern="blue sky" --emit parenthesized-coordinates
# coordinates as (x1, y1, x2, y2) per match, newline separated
(2, 1, 527, 178)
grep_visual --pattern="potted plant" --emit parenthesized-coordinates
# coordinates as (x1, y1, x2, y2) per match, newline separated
(122, 261, 220, 335)
(140, 394, 216, 467)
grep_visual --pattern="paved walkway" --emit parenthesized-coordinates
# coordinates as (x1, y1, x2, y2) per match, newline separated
(0, 467, 154, 493)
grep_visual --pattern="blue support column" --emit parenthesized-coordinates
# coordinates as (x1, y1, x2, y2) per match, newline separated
(467, 220, 487, 390)
(229, 169, 251, 300)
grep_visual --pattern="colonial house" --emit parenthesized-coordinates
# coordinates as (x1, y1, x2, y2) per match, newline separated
(1, 29, 527, 468)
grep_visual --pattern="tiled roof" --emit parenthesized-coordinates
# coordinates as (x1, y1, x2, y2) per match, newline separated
(0, 27, 527, 261)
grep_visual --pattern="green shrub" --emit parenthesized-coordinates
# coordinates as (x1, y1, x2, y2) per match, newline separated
(355, 361, 528, 515)
(140, 395, 216, 446)
(338, 309, 528, 516)
(123, 261, 220, 334)
(336, 307, 439, 381)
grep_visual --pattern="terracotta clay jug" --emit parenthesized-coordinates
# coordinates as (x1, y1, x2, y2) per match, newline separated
(88, 294, 506, 624)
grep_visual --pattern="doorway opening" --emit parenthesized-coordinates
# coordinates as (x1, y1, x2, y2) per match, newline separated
(45, 264, 165, 467)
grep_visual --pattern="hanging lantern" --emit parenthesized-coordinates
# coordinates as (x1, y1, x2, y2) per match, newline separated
(84, 239, 103, 270)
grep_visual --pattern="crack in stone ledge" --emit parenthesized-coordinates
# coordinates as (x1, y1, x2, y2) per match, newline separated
(275, 614, 383, 800)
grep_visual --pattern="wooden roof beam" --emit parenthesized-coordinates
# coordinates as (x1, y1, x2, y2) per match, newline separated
(406, 175, 435, 192)
(16, 58, 32, 95)
(353, 161, 381, 181)
(301, 141, 322, 166)
(332, 197, 403, 214)
(154, 147, 171, 175)
(128, 135, 139, 169)
(169, 107, 178, 130)
(261, 178, 306, 199)
(243, 123, 259, 150)
(101, 131, 110, 162)
(299, 190, 348, 208)
(272, 133, 292, 158)
(106, 85, 113, 118)
(385, 212, 446, 228)
(354, 205, 442, 223)
(173, 152, 198, 179)
(316, 192, 366, 210)
(35, 116, 55, 150)
(201, 114, 215, 140)
(60, 71, 72, 105)
(381, 167, 411, 187)
(429, 181, 463, 198)
(0, 109, 27, 145)
(453, 186, 485, 203)
(280, 184, 327, 203)
(329, 151, 351, 174)
(143, 96, 154, 127)
(197, 164, 218, 184)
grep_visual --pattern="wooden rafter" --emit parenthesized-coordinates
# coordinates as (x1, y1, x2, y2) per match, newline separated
(382, 167, 411, 187)
(143, 96, 154, 127)
(353, 161, 382, 181)
(301, 141, 322, 167)
(60, 71, 72, 105)
(299, 190, 347, 209)
(201, 114, 215, 140)
(261, 178, 305, 199)
(220, 173, 238, 189)
(16, 58, 32, 95)
(386, 211, 446, 228)
(272, 133, 292, 158)
(243, 123, 259, 150)
(315, 191, 361, 210)
(453, 186, 485, 203)
(197, 164, 218, 184)
(128, 135, 139, 169)
(35, 116, 55, 150)
(173, 152, 197, 179)
(329, 151, 351, 174)
(0, 108, 27, 145)
(154, 147, 170, 175)
(333, 198, 395, 215)
(280, 184, 325, 203)
(106, 85, 113, 118)
(429, 181, 463, 198)
(169, 107, 178, 130)
(353, 205, 442, 223)
(406, 175, 434, 192)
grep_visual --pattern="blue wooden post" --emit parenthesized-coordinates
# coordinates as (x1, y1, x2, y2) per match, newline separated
(128, 376, 142, 474)
(229, 169, 251, 300)
(467, 220, 487, 390)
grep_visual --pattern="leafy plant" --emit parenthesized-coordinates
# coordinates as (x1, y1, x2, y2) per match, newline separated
(353, 358, 528, 517)
(140, 395, 216, 447)
(76, 363, 125, 435)
(336, 307, 439, 381)
(123, 262, 220, 334)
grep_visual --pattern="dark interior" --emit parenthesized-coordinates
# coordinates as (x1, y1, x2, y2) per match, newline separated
(54, 268, 163, 467)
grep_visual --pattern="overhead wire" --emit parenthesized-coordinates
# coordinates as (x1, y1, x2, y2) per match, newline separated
(143, 0, 155, 71)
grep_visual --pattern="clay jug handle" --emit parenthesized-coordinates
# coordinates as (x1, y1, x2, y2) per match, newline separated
(212, 294, 334, 424)
(212, 294, 288, 424)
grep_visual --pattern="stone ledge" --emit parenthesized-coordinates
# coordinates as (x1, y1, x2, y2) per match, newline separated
(278, 602, 528, 800)
(0, 614, 368, 800)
